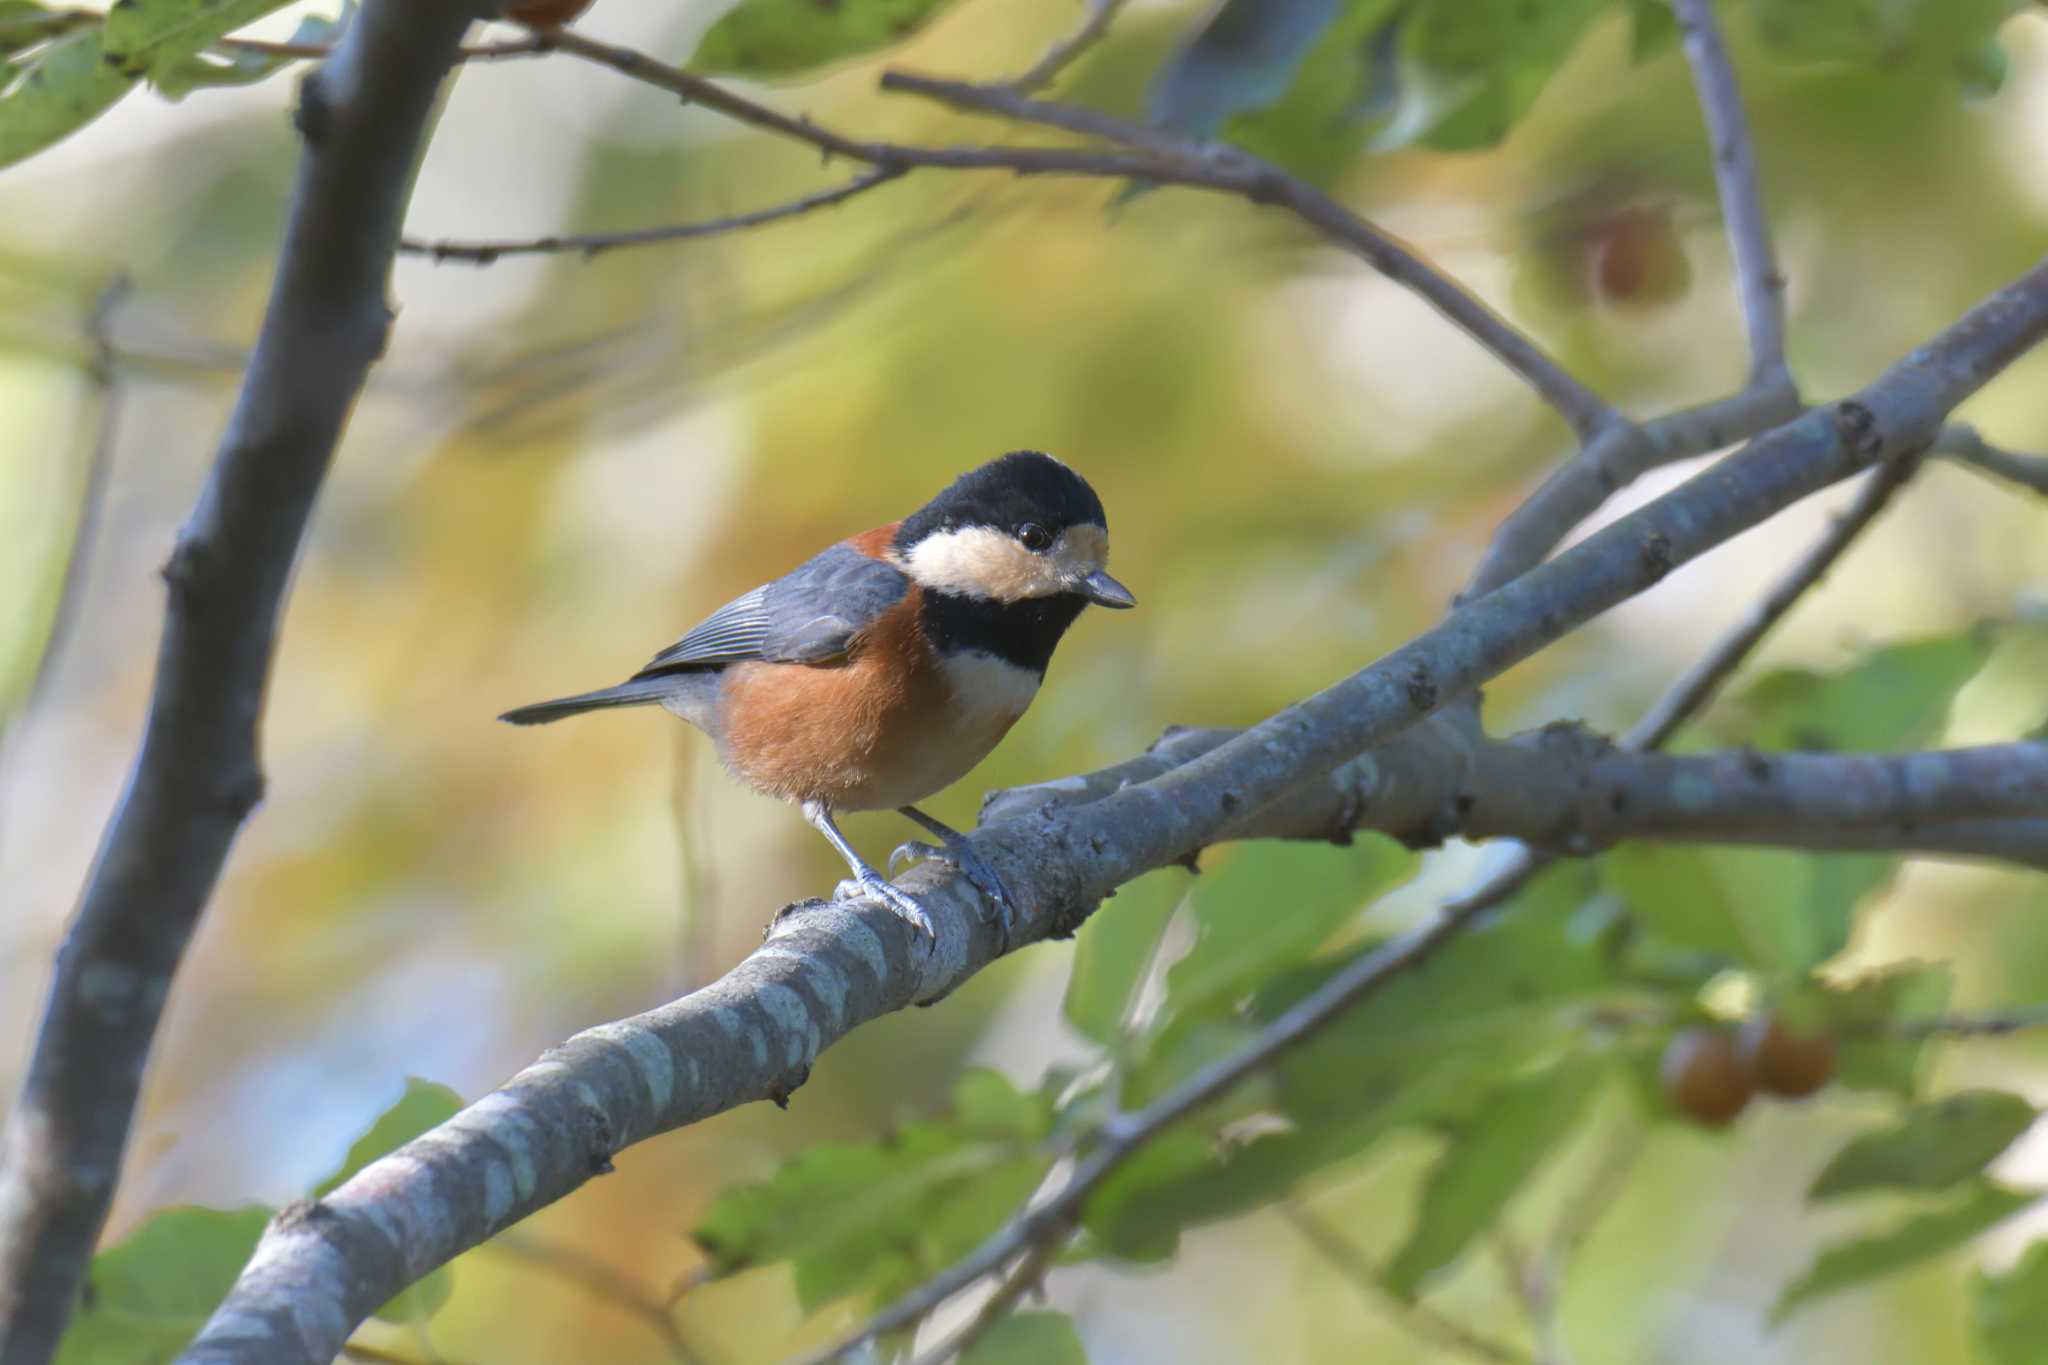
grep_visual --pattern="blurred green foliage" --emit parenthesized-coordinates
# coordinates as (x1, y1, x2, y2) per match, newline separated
(6, 0, 2048, 1362)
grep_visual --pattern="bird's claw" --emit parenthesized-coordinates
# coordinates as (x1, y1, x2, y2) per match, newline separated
(834, 872, 938, 946)
(892, 835, 1019, 950)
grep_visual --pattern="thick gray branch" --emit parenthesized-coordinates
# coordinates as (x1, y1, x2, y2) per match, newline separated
(182, 255, 2048, 1365)
(0, 5, 483, 1361)
(986, 724, 2048, 867)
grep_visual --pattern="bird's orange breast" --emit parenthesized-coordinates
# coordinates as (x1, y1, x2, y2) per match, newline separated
(716, 583, 1031, 811)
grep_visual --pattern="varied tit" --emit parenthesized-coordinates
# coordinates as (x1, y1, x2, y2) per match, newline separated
(501, 451, 1134, 940)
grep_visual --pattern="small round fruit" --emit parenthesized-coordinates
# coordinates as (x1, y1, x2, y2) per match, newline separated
(1739, 1014, 1838, 1099)
(1660, 1027, 1754, 1127)
(1591, 205, 1691, 308)
(504, 0, 593, 27)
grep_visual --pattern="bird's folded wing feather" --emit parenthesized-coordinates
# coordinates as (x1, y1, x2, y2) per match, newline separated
(634, 543, 910, 675)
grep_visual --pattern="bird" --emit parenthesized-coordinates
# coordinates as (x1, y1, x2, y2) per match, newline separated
(501, 451, 1134, 942)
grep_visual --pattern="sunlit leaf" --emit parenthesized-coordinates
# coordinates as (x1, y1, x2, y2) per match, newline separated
(54, 1205, 272, 1365)
(1976, 1240, 2048, 1365)
(313, 1077, 463, 1323)
(695, 1080, 1052, 1313)
(152, 12, 335, 99)
(0, 25, 137, 171)
(1063, 868, 1186, 1046)
(1736, 632, 1994, 754)
(1370, 0, 1610, 151)
(1811, 1091, 2036, 1202)
(1827, 964, 1953, 1097)
(1604, 844, 1757, 964)
(1747, 0, 2025, 94)
(1383, 1055, 1604, 1298)
(959, 1311, 1088, 1365)
(101, 0, 292, 82)
(691, 0, 963, 78)
(1773, 1179, 2032, 1321)
(1160, 836, 1413, 1032)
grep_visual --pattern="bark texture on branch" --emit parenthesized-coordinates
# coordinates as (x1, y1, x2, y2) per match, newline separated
(0, 4, 486, 1361)
(182, 255, 2048, 1365)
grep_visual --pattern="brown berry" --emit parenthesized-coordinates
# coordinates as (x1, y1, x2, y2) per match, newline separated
(1738, 1014, 1838, 1099)
(1660, 1027, 1754, 1127)
(1591, 205, 1691, 308)
(505, 0, 593, 27)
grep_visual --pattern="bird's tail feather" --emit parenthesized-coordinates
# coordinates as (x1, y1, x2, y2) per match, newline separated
(499, 677, 673, 726)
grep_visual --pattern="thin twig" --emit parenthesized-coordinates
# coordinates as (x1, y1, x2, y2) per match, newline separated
(1890, 1006, 2048, 1040)
(1491, 1234, 1573, 1365)
(1937, 421, 2048, 496)
(1281, 1203, 1532, 1365)
(1671, 0, 1788, 389)
(399, 168, 904, 264)
(799, 855, 1544, 1365)
(905, 1235, 1064, 1365)
(1009, 0, 1125, 92)
(1625, 452, 1920, 749)
(215, 34, 549, 62)
(538, 29, 1617, 440)
(490, 1236, 708, 1364)
(881, 70, 1620, 440)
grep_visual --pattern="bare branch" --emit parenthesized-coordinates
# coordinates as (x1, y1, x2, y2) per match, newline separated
(1009, 0, 1125, 93)
(1672, 0, 1789, 389)
(528, 32, 1616, 439)
(1467, 383, 1803, 598)
(1938, 421, 2048, 496)
(1625, 454, 1919, 749)
(904, 1235, 1064, 1365)
(214, 33, 547, 62)
(399, 169, 904, 264)
(881, 70, 1620, 440)
(181, 249, 2048, 1365)
(0, 3, 486, 1358)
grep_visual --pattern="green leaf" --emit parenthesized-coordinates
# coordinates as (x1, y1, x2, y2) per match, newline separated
(959, 1311, 1088, 1365)
(1773, 1178, 2032, 1321)
(695, 1108, 1050, 1312)
(1811, 1091, 2037, 1202)
(151, 12, 334, 99)
(1827, 964, 1953, 1096)
(1747, 0, 2025, 91)
(953, 1068, 1053, 1142)
(1604, 844, 1757, 964)
(1160, 836, 1413, 1031)
(1371, 0, 1611, 151)
(1976, 1240, 2048, 1365)
(1080, 1129, 1216, 1263)
(1626, 0, 1679, 61)
(0, 2, 92, 56)
(691, 0, 964, 78)
(1383, 1055, 1604, 1298)
(55, 1205, 272, 1365)
(313, 1078, 463, 1323)
(0, 25, 138, 172)
(101, 0, 293, 83)
(1738, 632, 1994, 754)
(1063, 869, 1186, 1046)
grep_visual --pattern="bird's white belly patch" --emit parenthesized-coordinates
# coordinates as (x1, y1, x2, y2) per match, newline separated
(941, 651, 1042, 724)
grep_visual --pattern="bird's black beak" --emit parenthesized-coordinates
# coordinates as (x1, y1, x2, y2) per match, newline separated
(1078, 569, 1136, 609)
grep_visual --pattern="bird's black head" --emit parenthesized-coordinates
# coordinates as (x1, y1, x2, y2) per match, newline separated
(892, 452, 1133, 609)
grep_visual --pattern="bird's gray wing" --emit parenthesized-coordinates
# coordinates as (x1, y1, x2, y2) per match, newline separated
(634, 544, 909, 675)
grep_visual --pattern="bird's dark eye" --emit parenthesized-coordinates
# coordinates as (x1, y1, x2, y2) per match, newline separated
(1018, 522, 1053, 552)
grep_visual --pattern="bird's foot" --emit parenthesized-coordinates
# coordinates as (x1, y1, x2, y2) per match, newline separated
(833, 870, 938, 946)
(890, 835, 1019, 950)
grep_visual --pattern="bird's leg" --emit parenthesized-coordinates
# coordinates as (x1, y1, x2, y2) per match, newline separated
(802, 799, 937, 943)
(892, 805, 1018, 948)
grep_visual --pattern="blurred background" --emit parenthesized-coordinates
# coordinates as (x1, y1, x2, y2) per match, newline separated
(4, 1, 2048, 1360)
